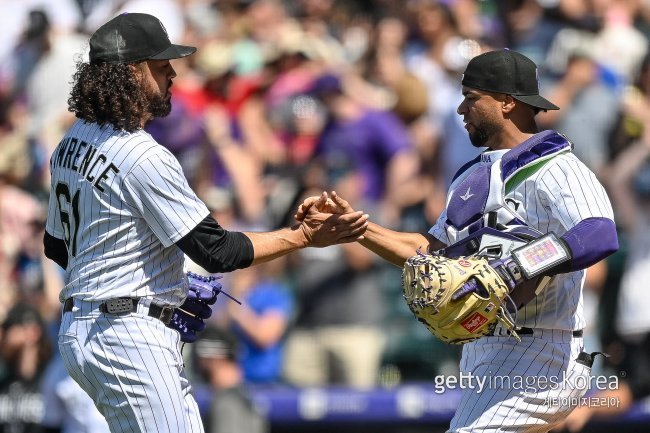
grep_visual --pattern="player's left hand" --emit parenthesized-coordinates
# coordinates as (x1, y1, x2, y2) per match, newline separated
(453, 257, 523, 299)
(488, 256, 525, 291)
(451, 277, 489, 301)
(186, 272, 222, 305)
(167, 272, 223, 343)
(402, 254, 518, 344)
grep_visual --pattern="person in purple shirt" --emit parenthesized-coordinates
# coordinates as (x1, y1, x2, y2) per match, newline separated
(308, 73, 421, 225)
(278, 73, 419, 389)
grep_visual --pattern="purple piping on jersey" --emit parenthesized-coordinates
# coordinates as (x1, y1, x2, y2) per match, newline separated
(501, 130, 572, 180)
(560, 217, 618, 272)
(450, 130, 572, 185)
(451, 154, 482, 184)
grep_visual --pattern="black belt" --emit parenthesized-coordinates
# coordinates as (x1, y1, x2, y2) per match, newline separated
(517, 327, 583, 338)
(63, 297, 174, 325)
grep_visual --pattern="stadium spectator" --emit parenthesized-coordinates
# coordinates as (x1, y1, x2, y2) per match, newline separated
(555, 106, 650, 432)
(194, 324, 269, 433)
(282, 168, 385, 389)
(214, 262, 294, 384)
(538, 51, 619, 176)
(40, 355, 111, 433)
(0, 303, 53, 431)
(306, 72, 421, 226)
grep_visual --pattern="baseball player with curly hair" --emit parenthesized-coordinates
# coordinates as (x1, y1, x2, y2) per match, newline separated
(299, 49, 619, 432)
(43, 13, 368, 433)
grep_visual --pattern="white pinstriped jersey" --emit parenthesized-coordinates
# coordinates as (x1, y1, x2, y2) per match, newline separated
(45, 120, 209, 304)
(429, 148, 614, 331)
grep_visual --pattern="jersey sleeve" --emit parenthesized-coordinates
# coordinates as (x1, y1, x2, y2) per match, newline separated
(428, 208, 451, 245)
(122, 147, 210, 247)
(536, 154, 614, 231)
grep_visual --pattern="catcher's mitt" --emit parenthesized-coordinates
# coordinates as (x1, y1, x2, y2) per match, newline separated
(402, 254, 519, 344)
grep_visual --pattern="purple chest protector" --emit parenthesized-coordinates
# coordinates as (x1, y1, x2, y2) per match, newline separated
(446, 164, 492, 231)
(444, 130, 572, 242)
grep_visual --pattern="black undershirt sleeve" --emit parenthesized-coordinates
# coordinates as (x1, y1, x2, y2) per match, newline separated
(175, 215, 254, 273)
(44, 231, 68, 269)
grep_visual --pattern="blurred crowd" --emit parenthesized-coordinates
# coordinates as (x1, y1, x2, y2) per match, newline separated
(2, 0, 650, 431)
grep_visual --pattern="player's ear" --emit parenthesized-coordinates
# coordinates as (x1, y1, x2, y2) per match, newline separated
(502, 95, 516, 113)
(128, 62, 147, 78)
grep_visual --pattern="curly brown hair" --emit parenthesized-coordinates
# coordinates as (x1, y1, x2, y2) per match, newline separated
(68, 61, 150, 132)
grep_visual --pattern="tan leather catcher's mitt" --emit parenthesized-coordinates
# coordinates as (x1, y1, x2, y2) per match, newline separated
(402, 254, 519, 344)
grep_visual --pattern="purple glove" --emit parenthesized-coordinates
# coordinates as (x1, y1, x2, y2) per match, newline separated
(167, 272, 224, 343)
(179, 297, 213, 319)
(186, 272, 223, 305)
(451, 277, 488, 301)
(488, 256, 524, 291)
(168, 309, 206, 343)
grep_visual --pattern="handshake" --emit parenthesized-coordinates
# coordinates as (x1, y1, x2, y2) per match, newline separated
(293, 190, 369, 247)
(167, 191, 364, 344)
(294, 190, 356, 221)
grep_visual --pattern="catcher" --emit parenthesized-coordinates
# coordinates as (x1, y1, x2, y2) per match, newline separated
(298, 50, 618, 432)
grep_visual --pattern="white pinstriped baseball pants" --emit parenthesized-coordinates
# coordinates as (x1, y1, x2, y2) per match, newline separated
(448, 329, 591, 433)
(58, 300, 205, 433)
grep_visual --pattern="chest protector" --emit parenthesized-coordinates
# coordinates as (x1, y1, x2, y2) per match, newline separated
(444, 130, 572, 244)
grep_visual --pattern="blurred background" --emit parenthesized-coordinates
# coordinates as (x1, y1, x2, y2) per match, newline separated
(1, 0, 650, 432)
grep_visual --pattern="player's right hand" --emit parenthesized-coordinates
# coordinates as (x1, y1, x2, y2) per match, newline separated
(294, 191, 355, 221)
(300, 205, 368, 247)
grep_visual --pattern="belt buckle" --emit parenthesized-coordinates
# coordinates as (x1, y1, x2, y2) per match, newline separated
(158, 306, 174, 325)
(101, 298, 134, 315)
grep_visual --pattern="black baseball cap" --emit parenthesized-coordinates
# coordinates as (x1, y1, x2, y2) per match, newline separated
(462, 49, 559, 111)
(89, 13, 196, 64)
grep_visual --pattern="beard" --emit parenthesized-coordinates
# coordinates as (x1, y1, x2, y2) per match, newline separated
(468, 120, 498, 148)
(144, 82, 172, 118)
(149, 90, 172, 118)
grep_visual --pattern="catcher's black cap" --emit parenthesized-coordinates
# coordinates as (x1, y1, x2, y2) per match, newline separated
(462, 49, 559, 111)
(89, 13, 196, 64)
